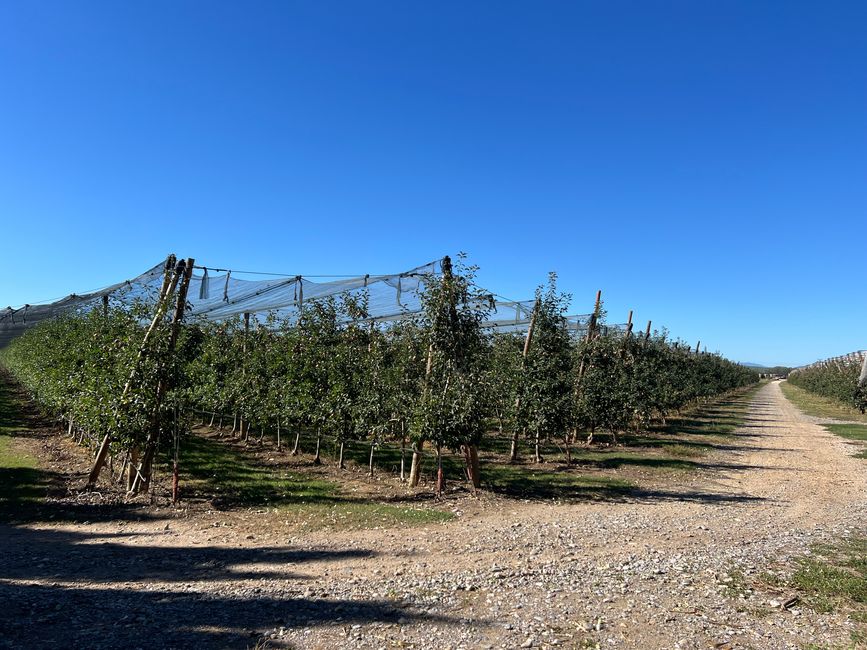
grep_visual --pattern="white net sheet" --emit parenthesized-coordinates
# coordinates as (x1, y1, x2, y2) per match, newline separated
(0, 255, 610, 346)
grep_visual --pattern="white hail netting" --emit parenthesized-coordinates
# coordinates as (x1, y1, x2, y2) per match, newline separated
(0, 256, 606, 347)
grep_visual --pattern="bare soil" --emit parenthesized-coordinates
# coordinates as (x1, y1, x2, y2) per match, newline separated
(1, 381, 865, 649)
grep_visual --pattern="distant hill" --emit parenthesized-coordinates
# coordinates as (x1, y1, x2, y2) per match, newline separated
(739, 362, 792, 375)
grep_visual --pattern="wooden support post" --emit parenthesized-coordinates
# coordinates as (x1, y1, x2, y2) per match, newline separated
(644, 320, 652, 341)
(410, 256, 450, 487)
(695, 340, 701, 354)
(87, 254, 177, 489)
(624, 310, 633, 338)
(130, 257, 195, 494)
(509, 298, 539, 462)
(240, 312, 250, 441)
(586, 290, 602, 341)
(102, 294, 109, 317)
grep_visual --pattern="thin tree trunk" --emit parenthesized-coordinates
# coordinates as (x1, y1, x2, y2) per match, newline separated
(172, 459, 179, 504)
(338, 440, 345, 469)
(509, 429, 520, 463)
(127, 447, 139, 492)
(563, 437, 571, 465)
(400, 433, 406, 482)
(313, 428, 322, 465)
(276, 422, 282, 451)
(291, 431, 301, 456)
(231, 413, 238, 435)
(587, 425, 595, 445)
(534, 430, 542, 463)
(463, 444, 481, 490)
(209, 412, 216, 427)
(435, 442, 444, 496)
(409, 439, 424, 487)
(368, 439, 375, 478)
(218, 414, 224, 429)
(117, 452, 129, 485)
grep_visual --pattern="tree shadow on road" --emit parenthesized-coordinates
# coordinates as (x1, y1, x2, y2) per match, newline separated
(0, 525, 448, 649)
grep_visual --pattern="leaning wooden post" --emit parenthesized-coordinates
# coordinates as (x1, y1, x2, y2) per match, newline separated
(239, 312, 250, 441)
(644, 320, 652, 342)
(695, 340, 701, 354)
(624, 310, 633, 339)
(509, 298, 540, 462)
(87, 254, 177, 489)
(130, 258, 195, 494)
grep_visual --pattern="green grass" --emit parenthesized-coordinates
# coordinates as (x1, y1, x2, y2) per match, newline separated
(821, 423, 867, 462)
(480, 462, 635, 500)
(0, 378, 48, 517)
(824, 424, 867, 442)
(175, 433, 452, 529)
(781, 381, 867, 423)
(791, 536, 867, 615)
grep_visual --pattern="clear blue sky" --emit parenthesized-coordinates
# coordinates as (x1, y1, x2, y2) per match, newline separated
(1, 1, 864, 367)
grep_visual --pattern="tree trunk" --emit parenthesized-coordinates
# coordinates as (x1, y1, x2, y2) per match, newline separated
(209, 412, 216, 427)
(435, 442, 444, 496)
(338, 440, 346, 469)
(218, 414, 224, 430)
(587, 425, 595, 445)
(368, 439, 375, 478)
(231, 413, 238, 435)
(313, 429, 322, 465)
(408, 439, 424, 487)
(276, 422, 282, 451)
(171, 459, 179, 504)
(534, 430, 542, 463)
(291, 431, 301, 456)
(563, 437, 572, 465)
(127, 447, 139, 492)
(509, 429, 520, 463)
(117, 453, 129, 485)
(400, 435, 406, 482)
(463, 444, 481, 490)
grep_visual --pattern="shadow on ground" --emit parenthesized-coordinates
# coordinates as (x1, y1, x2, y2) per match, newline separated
(0, 525, 446, 649)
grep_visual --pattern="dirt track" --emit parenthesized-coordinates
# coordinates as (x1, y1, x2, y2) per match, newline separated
(1, 381, 865, 649)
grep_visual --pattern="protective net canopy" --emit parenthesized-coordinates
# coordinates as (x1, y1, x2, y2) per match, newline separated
(1, 255, 609, 348)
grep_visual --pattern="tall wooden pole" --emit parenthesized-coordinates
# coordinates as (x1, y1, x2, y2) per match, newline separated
(586, 290, 602, 341)
(130, 258, 195, 494)
(509, 298, 540, 462)
(409, 256, 452, 487)
(87, 254, 177, 489)
(624, 310, 633, 339)
(240, 312, 251, 441)
(644, 320, 652, 341)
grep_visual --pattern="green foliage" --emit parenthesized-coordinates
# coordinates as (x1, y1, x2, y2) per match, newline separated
(0, 258, 758, 487)
(516, 275, 574, 446)
(789, 358, 867, 413)
(412, 255, 492, 452)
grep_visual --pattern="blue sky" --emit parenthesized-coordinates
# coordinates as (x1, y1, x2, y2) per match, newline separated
(1, 1, 864, 366)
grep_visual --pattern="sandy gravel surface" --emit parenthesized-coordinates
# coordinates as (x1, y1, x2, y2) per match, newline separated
(1, 381, 865, 649)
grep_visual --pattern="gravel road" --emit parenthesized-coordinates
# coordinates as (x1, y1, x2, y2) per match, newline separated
(1, 381, 864, 649)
